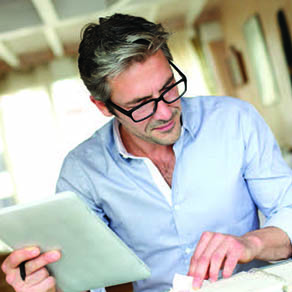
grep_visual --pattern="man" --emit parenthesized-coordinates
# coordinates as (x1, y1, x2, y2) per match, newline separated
(2, 13, 292, 292)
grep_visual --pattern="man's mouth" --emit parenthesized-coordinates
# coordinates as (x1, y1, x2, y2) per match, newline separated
(153, 120, 175, 132)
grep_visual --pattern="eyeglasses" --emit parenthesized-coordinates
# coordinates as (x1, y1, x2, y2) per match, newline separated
(107, 61, 187, 122)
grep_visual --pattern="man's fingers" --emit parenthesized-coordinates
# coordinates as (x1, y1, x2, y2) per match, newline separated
(24, 267, 50, 286)
(188, 232, 213, 276)
(190, 233, 226, 287)
(2, 247, 40, 272)
(30, 276, 56, 292)
(192, 232, 214, 260)
(208, 245, 228, 282)
(1, 247, 60, 292)
(6, 266, 50, 289)
(25, 250, 61, 276)
(188, 232, 250, 289)
(222, 249, 241, 278)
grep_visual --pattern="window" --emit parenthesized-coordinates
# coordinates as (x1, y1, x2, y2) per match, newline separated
(277, 9, 292, 88)
(0, 76, 110, 205)
(243, 14, 280, 106)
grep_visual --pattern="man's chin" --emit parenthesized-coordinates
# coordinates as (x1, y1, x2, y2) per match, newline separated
(150, 127, 181, 146)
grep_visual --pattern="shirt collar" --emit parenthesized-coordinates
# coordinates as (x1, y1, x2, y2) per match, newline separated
(180, 97, 198, 140)
(113, 118, 136, 159)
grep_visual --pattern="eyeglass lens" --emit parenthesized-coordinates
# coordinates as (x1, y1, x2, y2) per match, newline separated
(132, 79, 185, 121)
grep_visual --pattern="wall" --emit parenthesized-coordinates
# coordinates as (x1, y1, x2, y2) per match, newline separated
(217, 0, 292, 148)
(167, 28, 210, 97)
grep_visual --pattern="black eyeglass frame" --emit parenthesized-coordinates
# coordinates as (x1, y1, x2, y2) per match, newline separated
(107, 61, 187, 122)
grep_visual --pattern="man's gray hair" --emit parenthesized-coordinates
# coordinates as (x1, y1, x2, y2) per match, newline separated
(78, 14, 173, 111)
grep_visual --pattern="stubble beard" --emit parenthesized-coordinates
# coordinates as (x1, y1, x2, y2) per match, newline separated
(144, 108, 182, 146)
(119, 107, 182, 149)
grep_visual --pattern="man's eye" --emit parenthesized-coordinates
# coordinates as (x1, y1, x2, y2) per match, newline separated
(164, 86, 176, 97)
(163, 80, 176, 91)
(164, 85, 174, 92)
(133, 98, 152, 108)
(163, 83, 176, 94)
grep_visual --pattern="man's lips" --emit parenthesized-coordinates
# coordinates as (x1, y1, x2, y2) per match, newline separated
(153, 120, 175, 132)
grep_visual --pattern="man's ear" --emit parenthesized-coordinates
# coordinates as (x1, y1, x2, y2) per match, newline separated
(90, 96, 113, 117)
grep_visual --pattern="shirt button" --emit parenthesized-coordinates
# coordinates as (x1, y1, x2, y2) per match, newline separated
(185, 248, 192, 254)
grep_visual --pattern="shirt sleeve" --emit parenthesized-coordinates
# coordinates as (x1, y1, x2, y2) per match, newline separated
(56, 153, 110, 291)
(56, 152, 110, 225)
(242, 103, 292, 242)
(90, 288, 106, 292)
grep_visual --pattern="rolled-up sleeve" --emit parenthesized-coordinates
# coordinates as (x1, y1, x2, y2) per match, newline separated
(242, 104, 292, 242)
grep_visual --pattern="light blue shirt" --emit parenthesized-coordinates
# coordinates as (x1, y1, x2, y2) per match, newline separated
(56, 96, 292, 292)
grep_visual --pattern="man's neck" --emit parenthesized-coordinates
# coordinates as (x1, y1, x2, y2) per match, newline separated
(119, 124, 176, 187)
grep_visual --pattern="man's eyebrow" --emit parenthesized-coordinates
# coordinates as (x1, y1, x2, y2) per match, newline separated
(124, 74, 174, 107)
(160, 74, 174, 92)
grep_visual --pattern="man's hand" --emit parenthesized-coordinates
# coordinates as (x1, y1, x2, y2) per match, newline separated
(188, 227, 292, 289)
(188, 231, 259, 289)
(1, 246, 61, 292)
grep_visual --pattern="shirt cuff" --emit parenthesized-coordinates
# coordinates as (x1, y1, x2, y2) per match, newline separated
(263, 207, 292, 244)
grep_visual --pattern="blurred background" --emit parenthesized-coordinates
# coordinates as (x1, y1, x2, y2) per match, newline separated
(0, 0, 292, 208)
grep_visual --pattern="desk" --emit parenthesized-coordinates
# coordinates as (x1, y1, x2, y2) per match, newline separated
(107, 283, 133, 292)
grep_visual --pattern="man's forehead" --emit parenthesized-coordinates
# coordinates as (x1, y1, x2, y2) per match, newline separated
(123, 74, 174, 107)
(109, 52, 172, 102)
(110, 50, 169, 80)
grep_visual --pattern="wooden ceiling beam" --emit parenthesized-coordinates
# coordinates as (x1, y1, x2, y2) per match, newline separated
(31, 0, 64, 57)
(0, 42, 20, 68)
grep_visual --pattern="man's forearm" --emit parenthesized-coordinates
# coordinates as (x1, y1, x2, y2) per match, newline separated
(242, 226, 292, 262)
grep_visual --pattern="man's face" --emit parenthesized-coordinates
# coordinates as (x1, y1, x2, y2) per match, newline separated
(109, 50, 182, 147)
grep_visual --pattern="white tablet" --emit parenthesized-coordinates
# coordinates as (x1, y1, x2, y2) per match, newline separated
(0, 191, 151, 292)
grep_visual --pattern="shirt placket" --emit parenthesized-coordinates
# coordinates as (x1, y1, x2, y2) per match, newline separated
(172, 127, 197, 266)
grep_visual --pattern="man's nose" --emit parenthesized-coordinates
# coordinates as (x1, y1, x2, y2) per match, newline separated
(153, 100, 172, 120)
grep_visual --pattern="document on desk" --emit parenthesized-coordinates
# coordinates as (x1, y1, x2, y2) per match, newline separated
(0, 191, 151, 292)
(168, 260, 292, 292)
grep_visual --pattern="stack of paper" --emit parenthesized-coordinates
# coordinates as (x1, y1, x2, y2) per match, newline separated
(169, 260, 292, 292)
(169, 273, 197, 292)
